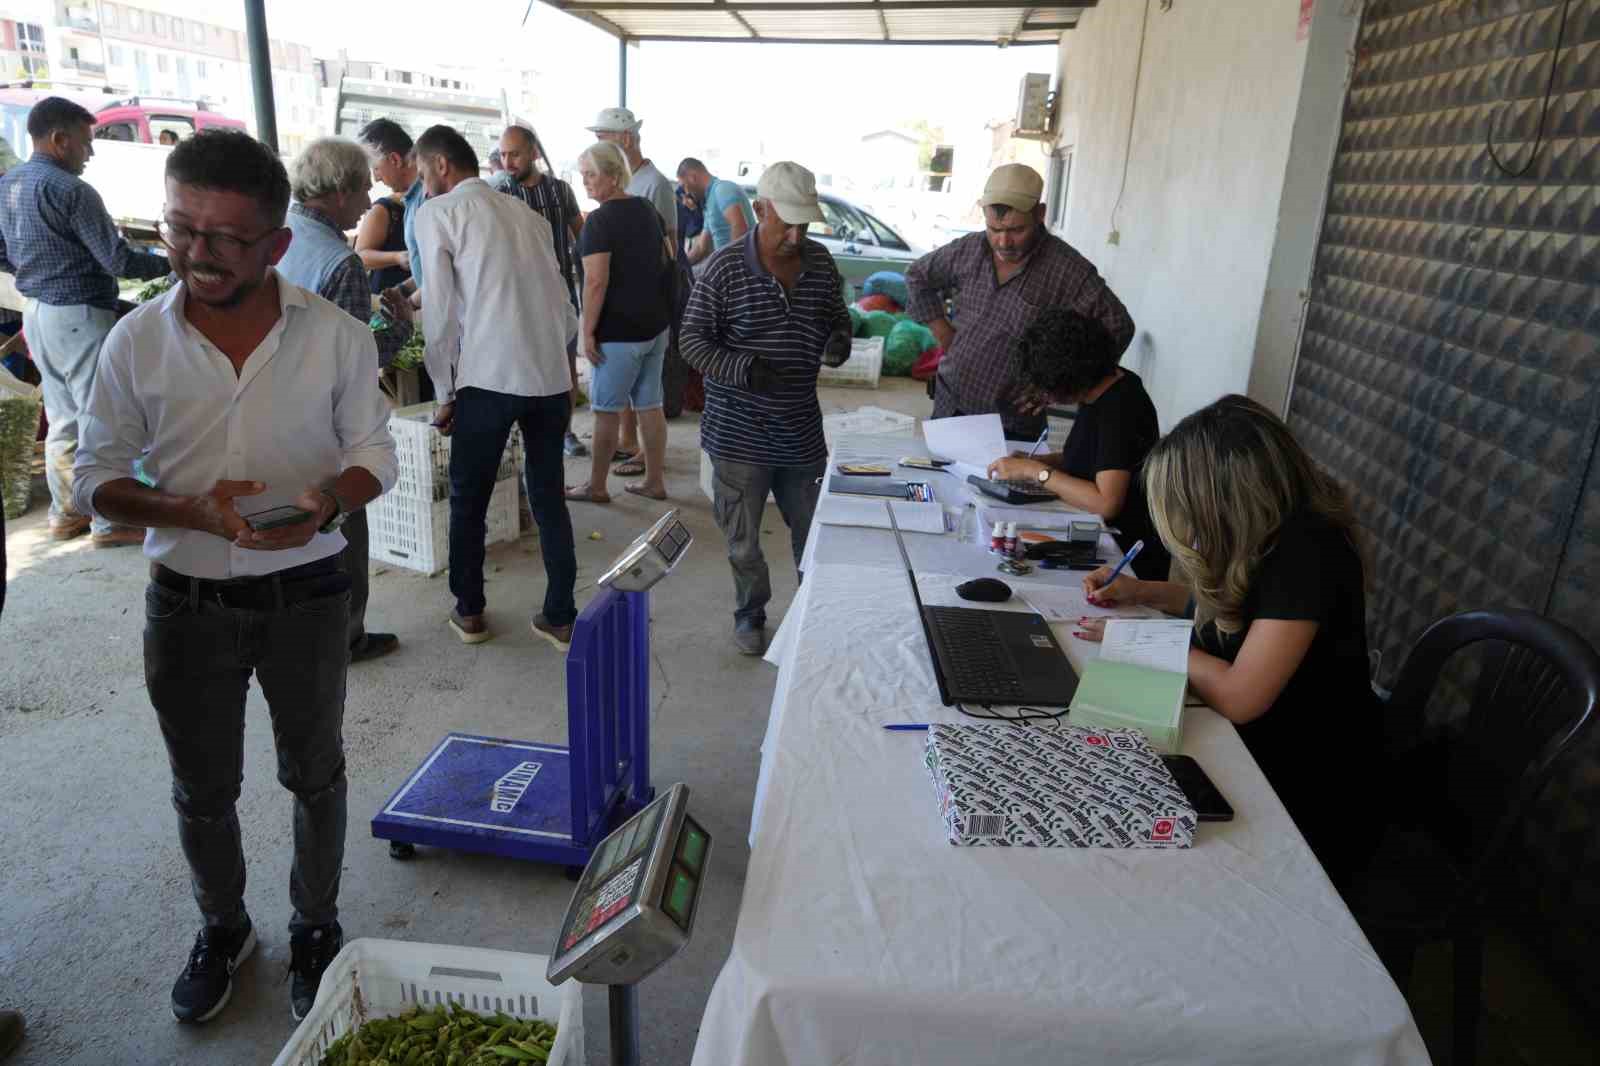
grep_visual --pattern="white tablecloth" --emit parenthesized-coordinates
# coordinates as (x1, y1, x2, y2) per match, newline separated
(693, 434, 1430, 1066)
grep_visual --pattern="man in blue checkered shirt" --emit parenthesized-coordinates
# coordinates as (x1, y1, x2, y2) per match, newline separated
(0, 96, 169, 545)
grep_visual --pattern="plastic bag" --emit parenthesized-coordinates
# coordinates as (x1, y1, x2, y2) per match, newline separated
(859, 310, 899, 339)
(884, 319, 937, 377)
(855, 293, 902, 315)
(862, 271, 910, 308)
(911, 345, 944, 382)
(848, 305, 866, 336)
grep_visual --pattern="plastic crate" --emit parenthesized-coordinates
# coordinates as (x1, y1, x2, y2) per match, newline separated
(271, 938, 583, 1066)
(369, 474, 519, 575)
(390, 402, 522, 502)
(818, 337, 883, 389)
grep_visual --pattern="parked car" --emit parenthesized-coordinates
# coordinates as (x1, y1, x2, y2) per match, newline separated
(742, 185, 921, 299)
(92, 96, 246, 145)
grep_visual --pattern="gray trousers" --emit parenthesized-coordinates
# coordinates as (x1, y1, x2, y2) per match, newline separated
(144, 576, 351, 933)
(709, 457, 825, 625)
(22, 300, 118, 533)
(339, 508, 370, 649)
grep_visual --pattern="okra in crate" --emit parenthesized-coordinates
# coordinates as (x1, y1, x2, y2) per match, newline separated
(272, 938, 584, 1066)
(390, 402, 522, 502)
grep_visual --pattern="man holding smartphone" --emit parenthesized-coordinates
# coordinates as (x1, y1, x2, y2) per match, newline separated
(72, 130, 397, 1026)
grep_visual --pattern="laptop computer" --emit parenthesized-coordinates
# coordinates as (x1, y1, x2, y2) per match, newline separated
(886, 505, 1078, 708)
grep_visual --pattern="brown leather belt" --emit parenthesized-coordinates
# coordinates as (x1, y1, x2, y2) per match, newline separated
(150, 556, 348, 611)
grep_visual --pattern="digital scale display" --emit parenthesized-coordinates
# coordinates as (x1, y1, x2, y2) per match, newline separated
(598, 510, 693, 593)
(548, 783, 711, 986)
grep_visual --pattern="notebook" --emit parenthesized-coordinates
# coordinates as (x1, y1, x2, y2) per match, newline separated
(1068, 619, 1195, 752)
(817, 495, 945, 534)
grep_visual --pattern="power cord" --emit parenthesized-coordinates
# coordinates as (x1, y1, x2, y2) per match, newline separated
(1486, 0, 1574, 178)
(956, 702, 1069, 726)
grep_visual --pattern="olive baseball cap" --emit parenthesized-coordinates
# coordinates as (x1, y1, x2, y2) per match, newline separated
(756, 161, 826, 225)
(981, 163, 1045, 212)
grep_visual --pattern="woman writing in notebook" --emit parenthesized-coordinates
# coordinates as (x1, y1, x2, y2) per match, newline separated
(1077, 395, 1381, 886)
(984, 307, 1171, 581)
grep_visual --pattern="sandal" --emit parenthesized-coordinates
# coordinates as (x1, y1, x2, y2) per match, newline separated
(625, 484, 667, 501)
(565, 484, 611, 503)
(610, 449, 635, 462)
(613, 457, 646, 477)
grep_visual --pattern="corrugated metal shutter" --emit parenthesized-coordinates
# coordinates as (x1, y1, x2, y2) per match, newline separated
(1288, 0, 1600, 1005)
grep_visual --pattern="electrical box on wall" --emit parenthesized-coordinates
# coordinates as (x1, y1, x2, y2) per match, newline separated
(1014, 73, 1054, 140)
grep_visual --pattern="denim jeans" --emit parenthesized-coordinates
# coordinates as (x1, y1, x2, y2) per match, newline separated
(143, 569, 352, 933)
(23, 300, 118, 534)
(709, 458, 825, 626)
(338, 508, 371, 648)
(448, 387, 577, 624)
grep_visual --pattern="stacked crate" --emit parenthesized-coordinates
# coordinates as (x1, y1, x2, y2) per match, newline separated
(367, 402, 523, 574)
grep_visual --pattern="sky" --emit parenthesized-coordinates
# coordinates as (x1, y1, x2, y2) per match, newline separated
(258, 0, 1055, 182)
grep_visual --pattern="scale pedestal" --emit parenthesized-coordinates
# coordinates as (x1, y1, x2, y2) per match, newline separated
(372, 511, 692, 871)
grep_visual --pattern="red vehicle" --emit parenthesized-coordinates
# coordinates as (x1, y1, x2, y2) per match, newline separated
(92, 96, 245, 145)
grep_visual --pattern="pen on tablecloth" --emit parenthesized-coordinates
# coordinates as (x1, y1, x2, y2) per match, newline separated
(1100, 539, 1145, 586)
(1025, 425, 1050, 458)
(883, 724, 930, 731)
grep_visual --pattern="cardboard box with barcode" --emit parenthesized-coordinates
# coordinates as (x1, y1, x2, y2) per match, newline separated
(924, 723, 1195, 848)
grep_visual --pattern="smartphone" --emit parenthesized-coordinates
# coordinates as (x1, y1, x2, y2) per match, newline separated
(1161, 755, 1235, 822)
(242, 505, 313, 531)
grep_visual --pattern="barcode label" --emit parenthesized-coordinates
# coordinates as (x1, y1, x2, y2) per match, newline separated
(966, 814, 1006, 837)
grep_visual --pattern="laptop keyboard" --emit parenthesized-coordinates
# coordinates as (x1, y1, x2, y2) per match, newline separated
(925, 606, 1025, 703)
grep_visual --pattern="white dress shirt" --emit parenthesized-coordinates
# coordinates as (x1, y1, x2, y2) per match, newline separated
(73, 271, 398, 579)
(413, 177, 579, 403)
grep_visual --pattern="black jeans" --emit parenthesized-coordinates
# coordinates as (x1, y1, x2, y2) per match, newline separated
(339, 507, 370, 648)
(448, 387, 577, 624)
(709, 458, 825, 626)
(143, 570, 351, 933)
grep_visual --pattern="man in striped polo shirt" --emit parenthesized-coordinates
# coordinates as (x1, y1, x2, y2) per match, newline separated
(680, 161, 852, 655)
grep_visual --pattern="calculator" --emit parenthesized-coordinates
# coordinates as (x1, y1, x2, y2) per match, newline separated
(966, 474, 1058, 505)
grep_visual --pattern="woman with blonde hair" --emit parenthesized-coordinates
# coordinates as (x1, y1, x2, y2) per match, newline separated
(1079, 394, 1379, 885)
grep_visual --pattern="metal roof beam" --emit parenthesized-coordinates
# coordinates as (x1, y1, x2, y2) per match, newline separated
(875, 0, 890, 40)
(712, 0, 762, 37)
(629, 33, 1062, 44)
(555, 1, 1094, 11)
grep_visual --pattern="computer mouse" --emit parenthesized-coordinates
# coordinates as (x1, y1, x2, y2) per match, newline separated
(956, 577, 1012, 603)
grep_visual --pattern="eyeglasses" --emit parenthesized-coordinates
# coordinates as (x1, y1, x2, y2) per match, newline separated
(158, 219, 279, 260)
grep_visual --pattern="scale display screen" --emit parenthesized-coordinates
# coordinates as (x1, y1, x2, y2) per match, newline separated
(598, 510, 694, 593)
(548, 783, 711, 987)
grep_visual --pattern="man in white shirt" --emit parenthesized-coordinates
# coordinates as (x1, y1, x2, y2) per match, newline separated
(410, 124, 580, 648)
(72, 129, 398, 1027)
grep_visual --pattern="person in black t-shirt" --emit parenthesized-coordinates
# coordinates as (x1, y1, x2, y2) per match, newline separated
(984, 307, 1170, 580)
(565, 141, 673, 505)
(1076, 395, 1381, 889)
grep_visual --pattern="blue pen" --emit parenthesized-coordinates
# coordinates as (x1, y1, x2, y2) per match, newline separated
(1100, 539, 1145, 586)
(1025, 425, 1050, 458)
(883, 724, 930, 731)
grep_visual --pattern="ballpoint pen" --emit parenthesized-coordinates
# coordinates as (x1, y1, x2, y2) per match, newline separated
(1025, 425, 1050, 458)
(1099, 539, 1145, 587)
(883, 724, 930, 731)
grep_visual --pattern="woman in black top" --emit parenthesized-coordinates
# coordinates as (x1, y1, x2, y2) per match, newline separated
(1078, 395, 1381, 888)
(985, 307, 1170, 581)
(355, 193, 411, 295)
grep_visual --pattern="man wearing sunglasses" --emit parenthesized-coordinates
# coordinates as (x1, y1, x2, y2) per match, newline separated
(0, 96, 170, 547)
(72, 129, 397, 1026)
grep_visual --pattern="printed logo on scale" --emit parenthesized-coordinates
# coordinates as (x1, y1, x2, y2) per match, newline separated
(490, 761, 544, 813)
(1150, 817, 1176, 842)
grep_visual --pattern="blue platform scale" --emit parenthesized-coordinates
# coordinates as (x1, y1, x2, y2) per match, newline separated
(372, 511, 692, 870)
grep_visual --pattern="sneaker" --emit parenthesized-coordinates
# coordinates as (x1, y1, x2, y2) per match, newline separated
(48, 515, 90, 541)
(448, 612, 492, 645)
(171, 919, 256, 1024)
(91, 526, 145, 549)
(733, 619, 765, 656)
(0, 1009, 24, 1059)
(289, 921, 343, 1022)
(563, 432, 590, 458)
(532, 614, 573, 651)
(349, 632, 400, 663)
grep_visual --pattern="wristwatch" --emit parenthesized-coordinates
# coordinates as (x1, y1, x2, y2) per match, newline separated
(318, 488, 348, 534)
(1037, 467, 1053, 485)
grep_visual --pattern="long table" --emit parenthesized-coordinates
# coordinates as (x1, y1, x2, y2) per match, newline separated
(691, 432, 1431, 1066)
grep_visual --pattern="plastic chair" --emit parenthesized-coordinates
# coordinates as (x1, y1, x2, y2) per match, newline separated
(1354, 609, 1600, 1066)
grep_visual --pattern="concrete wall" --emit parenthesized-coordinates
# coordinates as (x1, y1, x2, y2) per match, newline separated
(1050, 0, 1359, 429)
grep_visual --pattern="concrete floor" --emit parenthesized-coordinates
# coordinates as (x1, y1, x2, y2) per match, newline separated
(4, 375, 1597, 1066)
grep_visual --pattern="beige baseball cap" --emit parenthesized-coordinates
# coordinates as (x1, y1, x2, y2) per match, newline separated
(981, 163, 1045, 212)
(587, 107, 641, 133)
(756, 161, 825, 225)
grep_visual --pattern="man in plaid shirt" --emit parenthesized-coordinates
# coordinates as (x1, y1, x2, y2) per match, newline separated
(906, 164, 1134, 440)
(0, 97, 170, 545)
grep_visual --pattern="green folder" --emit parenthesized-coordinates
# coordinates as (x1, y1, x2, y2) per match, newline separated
(1070, 659, 1186, 753)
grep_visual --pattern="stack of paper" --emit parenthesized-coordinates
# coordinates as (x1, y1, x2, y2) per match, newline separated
(923, 413, 1007, 481)
(816, 496, 945, 534)
(1068, 619, 1195, 752)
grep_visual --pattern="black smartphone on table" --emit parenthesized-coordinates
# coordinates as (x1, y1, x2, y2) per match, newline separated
(1161, 755, 1235, 822)
(242, 505, 313, 531)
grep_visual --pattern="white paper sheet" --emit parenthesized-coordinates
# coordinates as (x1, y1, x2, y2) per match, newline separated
(817, 496, 946, 535)
(1099, 618, 1195, 674)
(923, 413, 1007, 472)
(1017, 583, 1150, 622)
